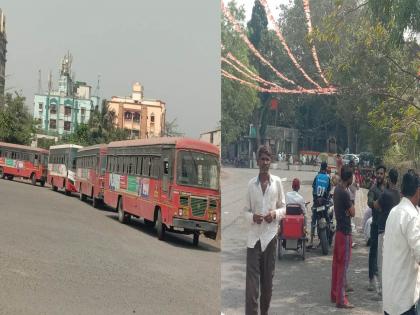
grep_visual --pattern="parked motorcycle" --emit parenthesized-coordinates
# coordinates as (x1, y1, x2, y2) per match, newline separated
(311, 196, 335, 255)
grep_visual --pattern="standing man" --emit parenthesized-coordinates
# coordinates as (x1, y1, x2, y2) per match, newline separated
(383, 171, 420, 315)
(331, 165, 356, 309)
(367, 165, 386, 293)
(376, 168, 400, 299)
(244, 145, 286, 315)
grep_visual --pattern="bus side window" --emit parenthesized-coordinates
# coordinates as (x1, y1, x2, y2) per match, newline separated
(142, 157, 151, 177)
(101, 156, 106, 174)
(164, 161, 169, 175)
(151, 157, 160, 178)
(136, 156, 142, 176)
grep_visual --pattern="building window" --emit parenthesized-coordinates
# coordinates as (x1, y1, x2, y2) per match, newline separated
(64, 106, 72, 116)
(50, 104, 57, 114)
(132, 130, 139, 138)
(124, 112, 132, 120)
(133, 112, 140, 123)
(150, 113, 155, 123)
(49, 119, 57, 129)
(81, 108, 86, 123)
(64, 121, 71, 131)
(39, 103, 43, 110)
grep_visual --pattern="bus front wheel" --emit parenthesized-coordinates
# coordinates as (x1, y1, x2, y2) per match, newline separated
(52, 180, 58, 191)
(31, 173, 36, 186)
(117, 198, 130, 224)
(156, 209, 165, 241)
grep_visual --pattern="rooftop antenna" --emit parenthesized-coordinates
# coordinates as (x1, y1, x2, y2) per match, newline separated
(94, 74, 101, 97)
(38, 69, 42, 94)
(48, 70, 52, 94)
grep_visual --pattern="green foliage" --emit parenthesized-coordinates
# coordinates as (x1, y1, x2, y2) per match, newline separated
(165, 118, 184, 137)
(37, 137, 56, 150)
(0, 93, 35, 145)
(222, 1, 259, 146)
(368, 0, 420, 46)
(222, 0, 419, 166)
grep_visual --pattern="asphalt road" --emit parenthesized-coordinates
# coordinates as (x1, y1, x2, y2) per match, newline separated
(221, 167, 382, 315)
(0, 178, 220, 315)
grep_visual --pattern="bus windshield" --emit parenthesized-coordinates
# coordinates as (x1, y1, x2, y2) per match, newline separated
(176, 150, 219, 190)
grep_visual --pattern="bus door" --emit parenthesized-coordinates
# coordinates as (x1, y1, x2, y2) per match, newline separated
(161, 149, 172, 203)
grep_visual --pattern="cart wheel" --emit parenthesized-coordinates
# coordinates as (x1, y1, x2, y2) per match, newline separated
(277, 238, 283, 260)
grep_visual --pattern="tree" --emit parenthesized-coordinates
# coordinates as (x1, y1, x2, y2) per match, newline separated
(247, 0, 271, 146)
(0, 93, 35, 145)
(368, 0, 420, 46)
(316, 0, 420, 157)
(164, 118, 184, 137)
(222, 1, 259, 148)
(37, 137, 56, 150)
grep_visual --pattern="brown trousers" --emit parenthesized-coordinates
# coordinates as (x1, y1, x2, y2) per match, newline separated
(246, 237, 276, 315)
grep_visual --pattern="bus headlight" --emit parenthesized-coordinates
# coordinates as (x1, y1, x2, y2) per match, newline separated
(178, 208, 183, 216)
(213, 213, 217, 221)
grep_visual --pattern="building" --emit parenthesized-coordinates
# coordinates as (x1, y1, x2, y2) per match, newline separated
(106, 82, 165, 139)
(33, 53, 99, 136)
(0, 9, 6, 102)
(200, 128, 221, 148)
(225, 125, 299, 166)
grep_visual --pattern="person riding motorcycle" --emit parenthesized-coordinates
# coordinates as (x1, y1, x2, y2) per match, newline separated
(308, 161, 332, 248)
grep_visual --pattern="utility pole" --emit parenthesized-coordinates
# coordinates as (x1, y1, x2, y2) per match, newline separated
(38, 69, 42, 94)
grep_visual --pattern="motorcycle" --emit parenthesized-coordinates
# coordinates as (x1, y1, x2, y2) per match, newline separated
(311, 196, 335, 255)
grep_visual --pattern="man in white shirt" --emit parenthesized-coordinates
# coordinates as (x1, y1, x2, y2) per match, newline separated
(286, 178, 306, 215)
(244, 145, 286, 315)
(383, 171, 420, 315)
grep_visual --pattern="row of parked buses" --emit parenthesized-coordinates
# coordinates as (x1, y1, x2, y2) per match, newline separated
(0, 138, 220, 246)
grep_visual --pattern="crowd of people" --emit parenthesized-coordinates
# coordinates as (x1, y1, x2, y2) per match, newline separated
(244, 144, 420, 315)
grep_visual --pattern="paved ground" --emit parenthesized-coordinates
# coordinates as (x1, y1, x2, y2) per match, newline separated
(0, 178, 220, 315)
(221, 167, 382, 315)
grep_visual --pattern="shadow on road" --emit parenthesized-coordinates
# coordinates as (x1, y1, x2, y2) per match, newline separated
(222, 233, 382, 315)
(105, 215, 220, 252)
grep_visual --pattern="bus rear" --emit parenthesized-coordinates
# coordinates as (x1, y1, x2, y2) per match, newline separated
(48, 144, 83, 195)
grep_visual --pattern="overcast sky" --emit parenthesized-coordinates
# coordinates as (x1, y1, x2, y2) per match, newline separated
(2, 1, 220, 138)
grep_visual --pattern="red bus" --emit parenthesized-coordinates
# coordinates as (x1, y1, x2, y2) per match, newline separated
(0, 141, 49, 186)
(104, 137, 220, 246)
(75, 144, 107, 208)
(48, 144, 83, 195)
